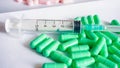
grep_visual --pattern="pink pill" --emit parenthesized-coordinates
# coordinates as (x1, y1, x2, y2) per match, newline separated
(39, 0, 46, 4)
(59, 0, 74, 4)
(39, 0, 59, 5)
(15, 0, 23, 3)
(26, 0, 34, 6)
(46, 0, 59, 5)
(50, 0, 59, 3)
(33, 0, 39, 5)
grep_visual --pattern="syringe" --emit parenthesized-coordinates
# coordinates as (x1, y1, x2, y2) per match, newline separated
(5, 18, 120, 34)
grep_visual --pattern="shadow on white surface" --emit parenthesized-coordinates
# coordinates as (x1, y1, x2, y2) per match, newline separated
(35, 63, 42, 68)
(22, 34, 41, 56)
(0, 22, 6, 33)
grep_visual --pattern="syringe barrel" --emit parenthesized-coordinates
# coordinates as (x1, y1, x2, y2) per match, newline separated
(5, 18, 80, 34)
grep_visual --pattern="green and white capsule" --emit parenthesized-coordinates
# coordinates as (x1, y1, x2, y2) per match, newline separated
(78, 38, 95, 46)
(74, 17, 81, 21)
(70, 51, 91, 59)
(87, 15, 94, 25)
(95, 31, 112, 45)
(93, 15, 101, 25)
(42, 63, 67, 68)
(108, 54, 120, 63)
(102, 31, 120, 42)
(108, 45, 120, 57)
(58, 33, 78, 42)
(110, 20, 120, 34)
(113, 42, 120, 49)
(90, 37, 105, 56)
(78, 30, 86, 38)
(58, 39, 78, 51)
(42, 41, 60, 57)
(85, 30, 99, 41)
(50, 51, 72, 66)
(110, 20, 120, 25)
(95, 55, 118, 68)
(72, 57, 95, 68)
(30, 34, 47, 49)
(67, 45, 89, 53)
(96, 62, 109, 68)
(36, 38, 54, 53)
(100, 43, 108, 58)
(81, 16, 88, 25)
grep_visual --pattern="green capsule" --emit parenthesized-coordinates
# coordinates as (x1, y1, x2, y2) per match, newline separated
(67, 45, 89, 53)
(85, 31, 99, 41)
(78, 30, 86, 38)
(108, 54, 120, 63)
(108, 45, 117, 53)
(110, 20, 120, 34)
(74, 17, 81, 21)
(108, 45, 120, 57)
(70, 51, 91, 59)
(113, 42, 120, 49)
(87, 15, 94, 25)
(93, 15, 101, 25)
(42, 41, 60, 57)
(42, 63, 67, 68)
(30, 34, 47, 49)
(110, 20, 120, 25)
(90, 37, 105, 56)
(117, 63, 120, 68)
(72, 57, 95, 68)
(102, 31, 120, 42)
(50, 51, 72, 66)
(81, 16, 88, 25)
(100, 43, 108, 57)
(96, 62, 109, 68)
(95, 31, 112, 45)
(78, 38, 95, 46)
(58, 39, 78, 51)
(95, 55, 118, 68)
(36, 38, 54, 53)
(58, 33, 78, 42)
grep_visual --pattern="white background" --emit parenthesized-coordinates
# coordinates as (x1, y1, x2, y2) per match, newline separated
(0, 0, 98, 13)
(0, 0, 120, 68)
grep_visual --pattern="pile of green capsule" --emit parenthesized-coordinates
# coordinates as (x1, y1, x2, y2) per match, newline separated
(30, 15, 120, 68)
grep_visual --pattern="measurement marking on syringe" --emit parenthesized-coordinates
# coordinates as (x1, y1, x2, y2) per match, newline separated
(52, 20, 56, 27)
(35, 20, 39, 31)
(61, 20, 64, 27)
(21, 19, 74, 31)
(44, 20, 47, 27)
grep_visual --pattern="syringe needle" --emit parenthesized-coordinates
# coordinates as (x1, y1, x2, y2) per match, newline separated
(83, 25, 120, 32)
(105, 25, 120, 32)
